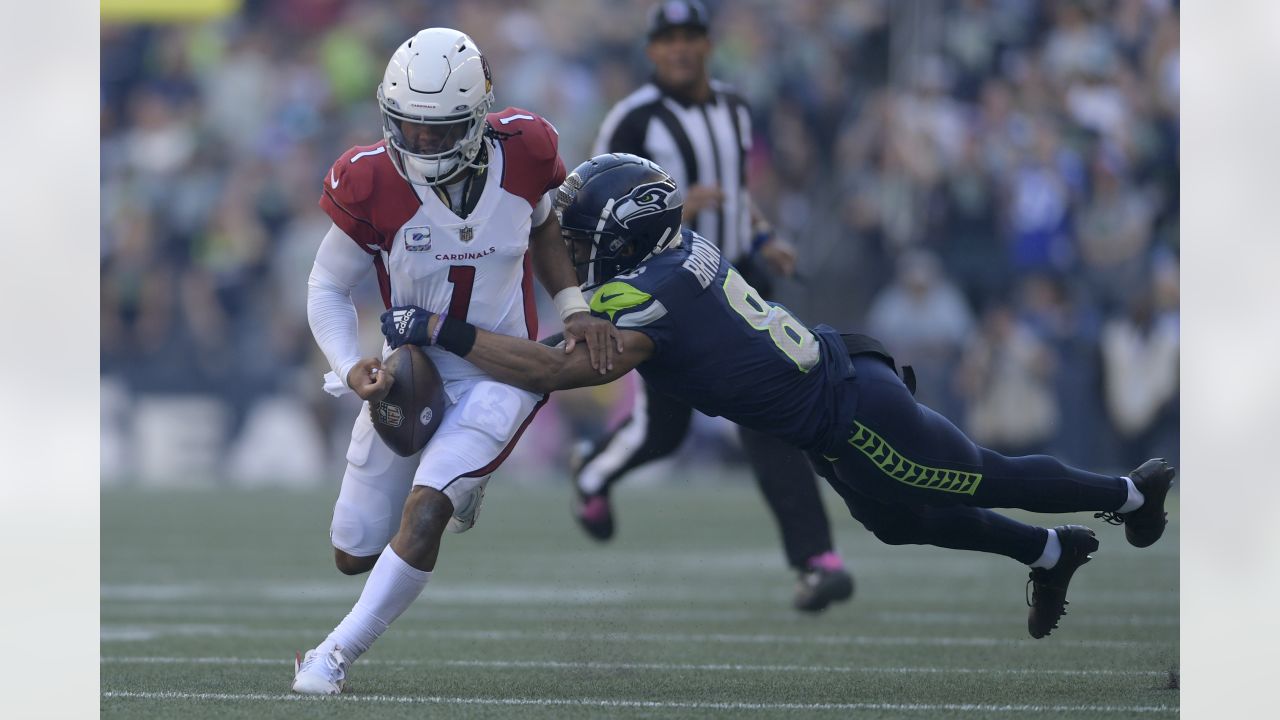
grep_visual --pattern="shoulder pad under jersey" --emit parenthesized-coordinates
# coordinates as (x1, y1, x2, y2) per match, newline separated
(488, 107, 567, 206)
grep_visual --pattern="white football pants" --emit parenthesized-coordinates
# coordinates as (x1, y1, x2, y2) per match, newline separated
(330, 378, 544, 556)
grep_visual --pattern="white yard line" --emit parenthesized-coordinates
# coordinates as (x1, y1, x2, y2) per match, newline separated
(99, 581, 1180, 606)
(101, 601, 1179, 627)
(100, 690, 1177, 713)
(871, 610, 1178, 627)
(99, 582, 636, 604)
(99, 624, 1174, 649)
(101, 655, 1170, 677)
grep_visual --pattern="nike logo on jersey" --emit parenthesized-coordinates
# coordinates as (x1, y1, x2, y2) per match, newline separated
(330, 168, 339, 189)
(598, 292, 624, 304)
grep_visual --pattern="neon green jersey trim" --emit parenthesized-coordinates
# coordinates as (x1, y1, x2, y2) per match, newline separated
(589, 281, 652, 321)
(847, 421, 983, 495)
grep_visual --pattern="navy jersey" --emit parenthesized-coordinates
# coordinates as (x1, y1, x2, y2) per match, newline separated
(589, 231, 854, 451)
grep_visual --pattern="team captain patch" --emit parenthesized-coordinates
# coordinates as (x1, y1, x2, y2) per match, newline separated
(404, 227, 432, 252)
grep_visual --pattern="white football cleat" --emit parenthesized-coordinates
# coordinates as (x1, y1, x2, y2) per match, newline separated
(447, 481, 487, 534)
(291, 647, 347, 695)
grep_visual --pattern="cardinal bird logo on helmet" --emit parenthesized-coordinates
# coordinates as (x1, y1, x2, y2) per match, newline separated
(611, 182, 678, 229)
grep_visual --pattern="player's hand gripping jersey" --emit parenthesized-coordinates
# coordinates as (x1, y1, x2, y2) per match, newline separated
(587, 230, 855, 452)
(319, 107, 566, 383)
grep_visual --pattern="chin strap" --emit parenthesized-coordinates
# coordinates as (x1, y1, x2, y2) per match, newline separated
(640, 227, 683, 264)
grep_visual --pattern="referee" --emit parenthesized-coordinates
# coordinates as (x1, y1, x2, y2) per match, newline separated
(571, 0, 855, 612)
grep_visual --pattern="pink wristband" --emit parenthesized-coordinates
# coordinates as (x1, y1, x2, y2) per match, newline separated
(429, 311, 447, 346)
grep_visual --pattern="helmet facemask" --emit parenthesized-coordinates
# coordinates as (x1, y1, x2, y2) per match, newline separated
(563, 226, 636, 290)
(379, 85, 491, 186)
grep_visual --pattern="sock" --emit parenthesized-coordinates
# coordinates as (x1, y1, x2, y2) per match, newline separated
(319, 545, 431, 665)
(806, 550, 845, 572)
(1029, 528, 1061, 569)
(1116, 476, 1144, 513)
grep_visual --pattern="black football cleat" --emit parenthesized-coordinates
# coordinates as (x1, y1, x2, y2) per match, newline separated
(572, 490, 615, 542)
(1095, 458, 1177, 548)
(1027, 525, 1099, 639)
(794, 566, 855, 613)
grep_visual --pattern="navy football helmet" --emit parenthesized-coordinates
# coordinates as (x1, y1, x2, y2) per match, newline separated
(554, 153, 684, 289)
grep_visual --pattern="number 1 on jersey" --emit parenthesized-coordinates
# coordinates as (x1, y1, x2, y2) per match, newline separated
(447, 265, 475, 321)
(498, 113, 535, 125)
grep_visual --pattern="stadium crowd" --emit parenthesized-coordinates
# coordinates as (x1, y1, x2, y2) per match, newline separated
(101, 0, 1179, 483)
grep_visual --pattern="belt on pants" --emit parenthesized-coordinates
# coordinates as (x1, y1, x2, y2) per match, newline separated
(840, 332, 916, 396)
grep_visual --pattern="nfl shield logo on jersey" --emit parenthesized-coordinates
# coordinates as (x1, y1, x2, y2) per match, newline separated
(459, 226, 475, 243)
(404, 227, 432, 252)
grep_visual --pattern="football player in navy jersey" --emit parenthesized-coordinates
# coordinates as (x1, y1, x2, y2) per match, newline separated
(381, 153, 1177, 640)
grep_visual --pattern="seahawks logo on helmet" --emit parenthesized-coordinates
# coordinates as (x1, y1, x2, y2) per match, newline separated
(611, 181, 680, 229)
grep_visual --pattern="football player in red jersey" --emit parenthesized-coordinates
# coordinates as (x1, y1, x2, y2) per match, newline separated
(293, 27, 622, 694)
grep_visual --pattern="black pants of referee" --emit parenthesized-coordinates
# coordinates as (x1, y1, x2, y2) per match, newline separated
(575, 260, 837, 571)
(810, 354, 1128, 564)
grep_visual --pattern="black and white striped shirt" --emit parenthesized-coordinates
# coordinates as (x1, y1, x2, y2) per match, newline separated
(593, 79, 753, 261)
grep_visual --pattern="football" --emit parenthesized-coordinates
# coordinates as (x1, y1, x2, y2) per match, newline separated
(370, 344, 446, 456)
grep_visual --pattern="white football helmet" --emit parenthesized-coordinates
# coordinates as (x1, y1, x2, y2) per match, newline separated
(377, 28, 495, 186)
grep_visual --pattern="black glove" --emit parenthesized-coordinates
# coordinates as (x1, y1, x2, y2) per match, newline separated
(380, 305, 436, 348)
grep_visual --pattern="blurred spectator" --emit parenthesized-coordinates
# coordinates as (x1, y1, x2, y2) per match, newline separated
(866, 249, 974, 413)
(1041, 0, 1115, 85)
(1100, 257, 1180, 466)
(1077, 143, 1156, 309)
(1016, 272, 1107, 467)
(930, 130, 1007, 309)
(955, 301, 1059, 456)
(1006, 117, 1082, 275)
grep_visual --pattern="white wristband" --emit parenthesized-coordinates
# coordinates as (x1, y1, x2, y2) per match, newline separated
(553, 286, 591, 322)
(336, 356, 362, 390)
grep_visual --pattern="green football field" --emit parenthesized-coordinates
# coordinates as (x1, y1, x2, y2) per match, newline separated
(101, 475, 1179, 719)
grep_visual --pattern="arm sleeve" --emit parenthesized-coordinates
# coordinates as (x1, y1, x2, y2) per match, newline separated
(307, 223, 376, 389)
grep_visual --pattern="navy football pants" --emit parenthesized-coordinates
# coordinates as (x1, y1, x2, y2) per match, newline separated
(580, 383, 837, 569)
(813, 355, 1128, 565)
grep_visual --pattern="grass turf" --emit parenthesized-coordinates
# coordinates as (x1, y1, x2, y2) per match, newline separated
(101, 476, 1179, 719)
